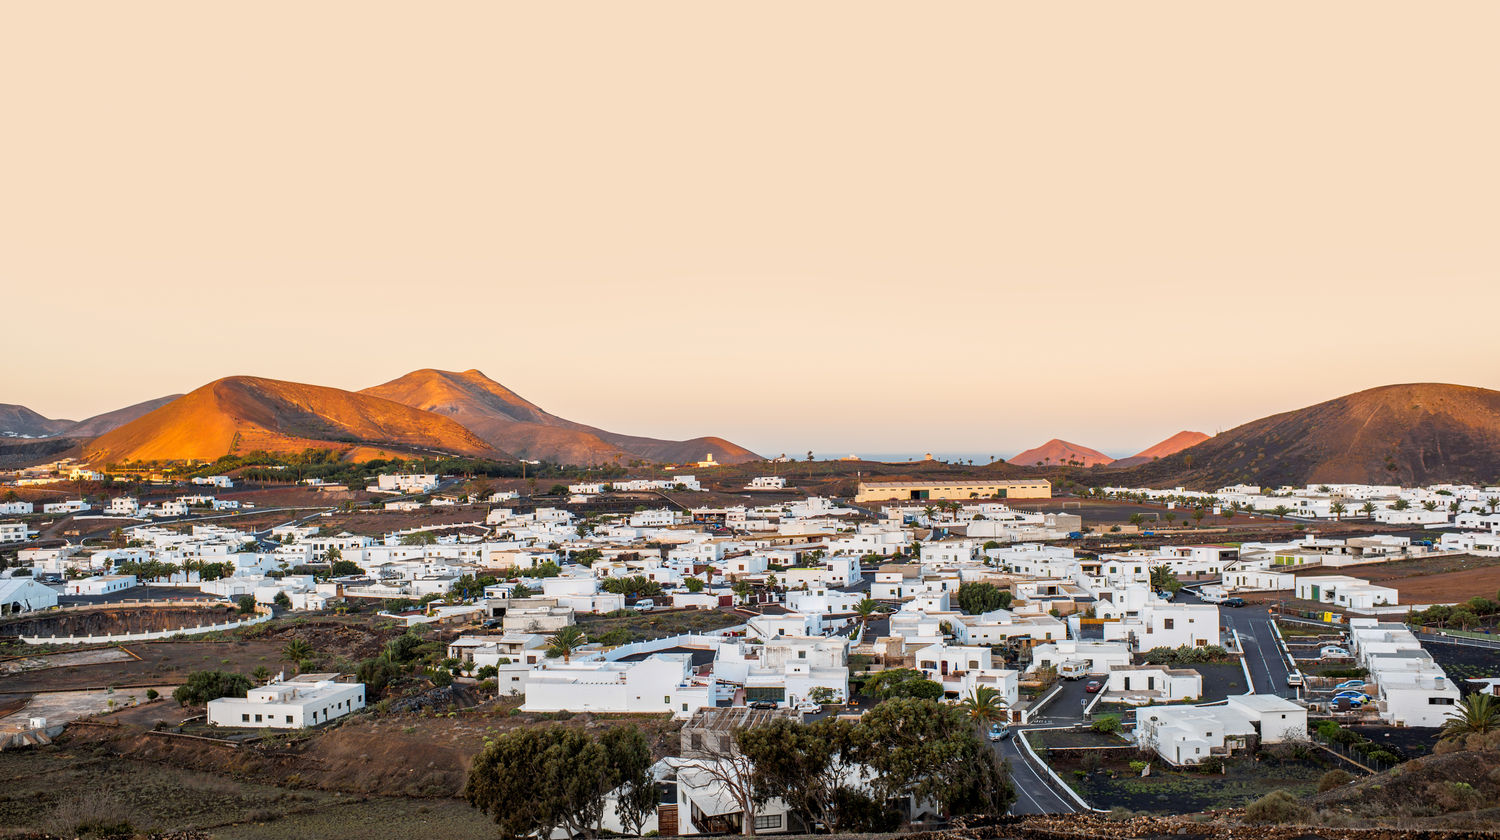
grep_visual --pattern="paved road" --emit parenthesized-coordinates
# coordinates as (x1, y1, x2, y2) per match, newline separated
(996, 731, 1078, 814)
(1224, 606, 1295, 698)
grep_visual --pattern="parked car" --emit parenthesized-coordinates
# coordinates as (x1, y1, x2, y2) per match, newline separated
(793, 702, 821, 714)
(1320, 646, 1351, 658)
(748, 700, 778, 710)
(988, 724, 1011, 742)
(1333, 690, 1373, 703)
(1085, 680, 1102, 694)
(1223, 597, 1246, 608)
(1058, 660, 1089, 680)
(1334, 679, 1365, 690)
(1286, 672, 1304, 688)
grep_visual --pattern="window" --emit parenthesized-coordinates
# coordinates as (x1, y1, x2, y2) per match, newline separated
(797, 651, 806, 659)
(664, 696, 670, 704)
(754, 815, 782, 830)
(254, 714, 262, 722)
(242, 714, 250, 722)
(1430, 697, 1456, 705)
(1163, 618, 1175, 630)
(286, 715, 293, 723)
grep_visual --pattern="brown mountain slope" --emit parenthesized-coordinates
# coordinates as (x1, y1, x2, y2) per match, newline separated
(62, 395, 184, 439)
(83, 376, 506, 465)
(0, 404, 74, 438)
(1109, 430, 1211, 468)
(1009, 438, 1113, 467)
(361, 368, 760, 465)
(1109, 383, 1500, 489)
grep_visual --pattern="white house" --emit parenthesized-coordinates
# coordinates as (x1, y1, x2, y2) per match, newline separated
(746, 476, 787, 490)
(522, 654, 717, 718)
(1294, 575, 1399, 610)
(1135, 694, 1306, 765)
(1105, 665, 1202, 705)
(375, 474, 440, 493)
(106, 497, 141, 517)
(64, 574, 138, 596)
(207, 676, 365, 728)
(0, 522, 31, 544)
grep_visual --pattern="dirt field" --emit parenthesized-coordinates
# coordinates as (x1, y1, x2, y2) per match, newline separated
(1289, 554, 1500, 604)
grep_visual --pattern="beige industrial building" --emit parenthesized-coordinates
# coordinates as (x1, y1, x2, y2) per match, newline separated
(855, 479, 1052, 503)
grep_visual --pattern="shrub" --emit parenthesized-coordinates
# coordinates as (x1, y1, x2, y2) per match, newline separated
(1318, 769, 1353, 792)
(172, 670, 251, 707)
(1244, 789, 1310, 824)
(145, 688, 159, 701)
(1091, 714, 1122, 734)
(1128, 760, 1148, 774)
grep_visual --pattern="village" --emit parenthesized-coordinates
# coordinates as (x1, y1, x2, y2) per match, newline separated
(4, 459, 1500, 836)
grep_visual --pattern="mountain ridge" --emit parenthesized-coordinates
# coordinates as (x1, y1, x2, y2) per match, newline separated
(83, 376, 506, 465)
(1107, 383, 1500, 488)
(361, 368, 760, 466)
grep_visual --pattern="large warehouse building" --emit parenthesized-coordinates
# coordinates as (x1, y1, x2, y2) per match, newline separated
(855, 479, 1052, 503)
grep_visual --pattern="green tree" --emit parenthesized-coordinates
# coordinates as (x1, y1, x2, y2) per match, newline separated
(1329, 501, 1347, 521)
(684, 576, 705, 593)
(546, 626, 588, 662)
(1149, 566, 1183, 594)
(855, 598, 884, 624)
(173, 670, 251, 707)
(273, 591, 292, 610)
(852, 698, 1014, 820)
(1361, 501, 1376, 518)
(955, 582, 1012, 614)
(738, 717, 897, 833)
(958, 685, 1006, 730)
(465, 726, 656, 840)
(281, 638, 314, 673)
(236, 595, 257, 614)
(862, 668, 943, 700)
(1440, 692, 1500, 742)
(1271, 505, 1291, 520)
(328, 559, 362, 577)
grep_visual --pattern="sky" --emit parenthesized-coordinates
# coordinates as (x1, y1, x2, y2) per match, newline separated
(3, 2, 1498, 458)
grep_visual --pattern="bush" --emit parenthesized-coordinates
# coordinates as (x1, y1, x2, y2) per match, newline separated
(1244, 789, 1310, 824)
(173, 670, 251, 707)
(1127, 760, 1148, 774)
(1318, 769, 1353, 792)
(1091, 714, 1122, 734)
(145, 688, 159, 701)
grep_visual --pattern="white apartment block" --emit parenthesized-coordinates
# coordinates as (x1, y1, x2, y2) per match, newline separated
(208, 677, 365, 728)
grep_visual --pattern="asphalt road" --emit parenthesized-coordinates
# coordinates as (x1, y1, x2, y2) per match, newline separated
(1223, 606, 1295, 698)
(996, 731, 1078, 814)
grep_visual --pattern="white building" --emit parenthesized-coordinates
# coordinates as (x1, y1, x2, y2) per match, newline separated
(207, 676, 366, 728)
(0, 522, 31, 544)
(0, 576, 59, 615)
(1294, 575, 1399, 610)
(1135, 695, 1307, 765)
(1105, 665, 1202, 705)
(522, 654, 717, 718)
(746, 476, 787, 490)
(375, 474, 440, 493)
(64, 575, 138, 596)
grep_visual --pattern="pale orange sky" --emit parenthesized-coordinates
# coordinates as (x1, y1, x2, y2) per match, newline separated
(3, 2, 1498, 457)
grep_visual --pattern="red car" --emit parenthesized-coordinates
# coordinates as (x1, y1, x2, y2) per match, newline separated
(1085, 680, 1102, 694)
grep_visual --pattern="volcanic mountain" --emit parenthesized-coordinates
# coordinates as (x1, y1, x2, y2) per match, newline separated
(1008, 438, 1113, 468)
(0, 404, 74, 438)
(0, 395, 185, 440)
(361, 368, 760, 466)
(1109, 430, 1212, 468)
(82, 376, 505, 465)
(1110, 383, 1500, 488)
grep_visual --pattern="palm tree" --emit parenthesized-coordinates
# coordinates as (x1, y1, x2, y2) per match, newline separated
(1440, 692, 1500, 742)
(1393, 499, 1411, 511)
(1271, 505, 1291, 521)
(546, 626, 588, 662)
(1488, 497, 1500, 514)
(855, 598, 883, 625)
(1329, 501, 1347, 522)
(959, 686, 1006, 731)
(281, 639, 314, 674)
(1361, 501, 1376, 518)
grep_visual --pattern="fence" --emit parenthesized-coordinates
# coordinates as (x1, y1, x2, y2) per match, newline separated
(18, 607, 272, 645)
(1409, 625, 1500, 650)
(1309, 730, 1400, 774)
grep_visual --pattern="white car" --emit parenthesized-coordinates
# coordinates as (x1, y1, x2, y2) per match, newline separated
(1320, 646, 1351, 658)
(794, 702, 821, 714)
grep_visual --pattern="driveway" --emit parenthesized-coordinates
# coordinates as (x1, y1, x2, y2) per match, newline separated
(996, 729, 1079, 815)
(1223, 606, 1294, 697)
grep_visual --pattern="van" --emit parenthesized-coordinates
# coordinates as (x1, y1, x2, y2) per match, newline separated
(1058, 660, 1089, 680)
(1286, 672, 1304, 688)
